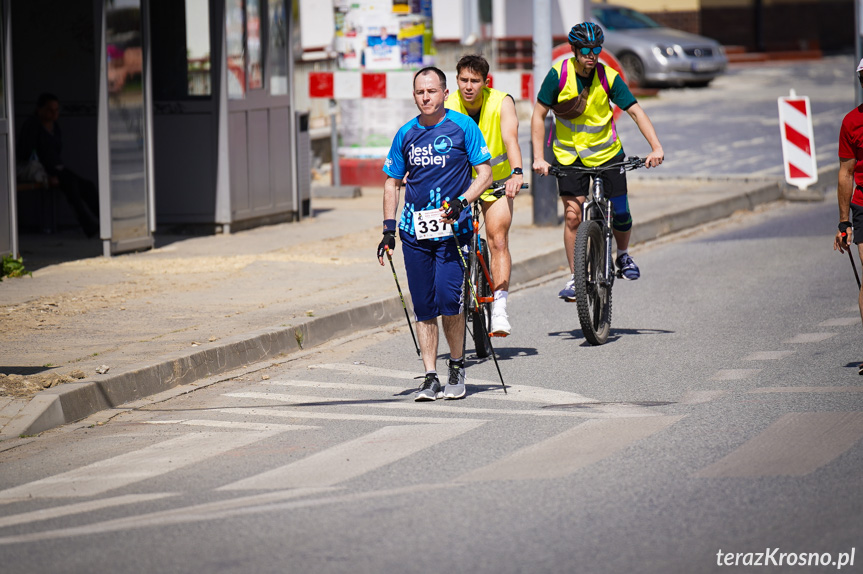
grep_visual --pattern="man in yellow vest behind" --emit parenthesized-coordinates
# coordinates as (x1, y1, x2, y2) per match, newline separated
(531, 22, 664, 300)
(445, 54, 524, 335)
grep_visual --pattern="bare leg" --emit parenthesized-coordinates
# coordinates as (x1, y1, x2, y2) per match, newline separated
(441, 313, 465, 362)
(416, 318, 439, 373)
(561, 196, 584, 274)
(482, 197, 514, 292)
(613, 228, 632, 253)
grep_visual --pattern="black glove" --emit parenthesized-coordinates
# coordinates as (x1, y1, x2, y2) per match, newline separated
(442, 196, 468, 222)
(377, 230, 396, 259)
(839, 221, 852, 236)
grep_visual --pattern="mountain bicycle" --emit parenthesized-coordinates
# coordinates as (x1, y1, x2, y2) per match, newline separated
(549, 156, 646, 345)
(463, 181, 528, 358)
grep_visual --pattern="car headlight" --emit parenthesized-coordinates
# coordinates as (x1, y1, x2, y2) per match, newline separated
(652, 45, 678, 59)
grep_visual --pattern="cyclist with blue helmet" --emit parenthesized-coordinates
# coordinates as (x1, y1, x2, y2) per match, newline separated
(531, 21, 664, 300)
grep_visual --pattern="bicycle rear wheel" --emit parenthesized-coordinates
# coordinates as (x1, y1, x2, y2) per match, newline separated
(466, 237, 492, 358)
(573, 221, 612, 345)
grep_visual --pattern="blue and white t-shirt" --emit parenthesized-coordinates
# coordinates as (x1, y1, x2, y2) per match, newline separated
(383, 109, 491, 239)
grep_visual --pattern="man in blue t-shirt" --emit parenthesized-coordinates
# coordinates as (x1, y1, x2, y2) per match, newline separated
(377, 66, 492, 402)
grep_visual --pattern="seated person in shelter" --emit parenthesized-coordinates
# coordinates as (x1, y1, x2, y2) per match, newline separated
(17, 93, 100, 238)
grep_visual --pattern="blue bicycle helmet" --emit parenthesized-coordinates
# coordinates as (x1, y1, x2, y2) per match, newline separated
(568, 22, 604, 46)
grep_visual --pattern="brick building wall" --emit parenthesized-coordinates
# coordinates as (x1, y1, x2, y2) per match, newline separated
(699, 0, 853, 52)
(602, 0, 853, 52)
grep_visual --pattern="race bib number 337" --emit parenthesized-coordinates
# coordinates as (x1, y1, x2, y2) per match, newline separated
(413, 209, 453, 240)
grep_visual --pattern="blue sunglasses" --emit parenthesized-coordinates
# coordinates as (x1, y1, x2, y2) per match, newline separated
(578, 46, 603, 56)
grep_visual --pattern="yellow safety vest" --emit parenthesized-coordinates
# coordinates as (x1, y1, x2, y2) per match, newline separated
(445, 87, 512, 182)
(551, 60, 622, 167)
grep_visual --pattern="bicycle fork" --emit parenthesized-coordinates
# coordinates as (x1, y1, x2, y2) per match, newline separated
(602, 199, 615, 286)
(581, 192, 615, 288)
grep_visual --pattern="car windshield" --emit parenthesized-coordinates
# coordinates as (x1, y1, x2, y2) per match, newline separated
(592, 6, 662, 30)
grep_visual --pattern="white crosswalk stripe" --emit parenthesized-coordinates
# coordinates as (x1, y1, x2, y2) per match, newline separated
(0, 488, 336, 545)
(696, 412, 863, 478)
(223, 391, 656, 418)
(220, 421, 484, 490)
(456, 415, 684, 482)
(0, 431, 280, 500)
(782, 332, 837, 344)
(221, 407, 488, 425)
(308, 363, 598, 404)
(0, 494, 175, 529)
(145, 419, 319, 432)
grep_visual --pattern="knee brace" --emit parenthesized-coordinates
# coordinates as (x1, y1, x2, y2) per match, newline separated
(610, 195, 632, 232)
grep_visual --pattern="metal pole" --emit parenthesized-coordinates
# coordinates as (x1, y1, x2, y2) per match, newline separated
(532, 0, 557, 226)
(330, 102, 341, 187)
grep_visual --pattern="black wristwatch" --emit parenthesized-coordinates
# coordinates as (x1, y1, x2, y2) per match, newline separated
(512, 167, 523, 175)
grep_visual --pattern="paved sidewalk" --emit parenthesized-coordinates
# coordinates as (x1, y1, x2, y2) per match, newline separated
(0, 171, 827, 439)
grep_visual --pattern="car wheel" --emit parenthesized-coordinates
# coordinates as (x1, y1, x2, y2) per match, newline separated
(619, 53, 645, 87)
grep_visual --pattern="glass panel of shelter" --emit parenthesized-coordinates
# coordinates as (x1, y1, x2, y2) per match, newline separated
(268, 0, 288, 96)
(105, 0, 148, 245)
(226, 0, 246, 99)
(185, 0, 211, 96)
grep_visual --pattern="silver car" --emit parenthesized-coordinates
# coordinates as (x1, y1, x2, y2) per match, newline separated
(592, 4, 728, 87)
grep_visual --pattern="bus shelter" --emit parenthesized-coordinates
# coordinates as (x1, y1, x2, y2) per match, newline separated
(0, 0, 309, 259)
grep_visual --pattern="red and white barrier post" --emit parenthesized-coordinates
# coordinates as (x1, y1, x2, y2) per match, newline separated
(778, 89, 818, 190)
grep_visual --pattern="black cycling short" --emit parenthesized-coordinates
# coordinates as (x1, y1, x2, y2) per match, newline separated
(851, 202, 863, 245)
(557, 154, 628, 199)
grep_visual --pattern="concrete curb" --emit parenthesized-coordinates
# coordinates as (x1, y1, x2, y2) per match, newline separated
(312, 185, 363, 198)
(0, 178, 794, 439)
(1, 296, 406, 438)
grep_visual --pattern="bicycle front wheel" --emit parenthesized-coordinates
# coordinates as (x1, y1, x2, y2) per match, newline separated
(467, 237, 492, 358)
(573, 221, 612, 345)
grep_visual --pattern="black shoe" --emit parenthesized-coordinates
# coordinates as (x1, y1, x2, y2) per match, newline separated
(415, 373, 442, 401)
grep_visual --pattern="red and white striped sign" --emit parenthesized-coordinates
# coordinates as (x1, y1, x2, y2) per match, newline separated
(778, 92, 818, 189)
(309, 70, 534, 101)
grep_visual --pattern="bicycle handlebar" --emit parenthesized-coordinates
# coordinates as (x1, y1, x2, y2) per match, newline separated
(548, 156, 646, 178)
(487, 182, 530, 199)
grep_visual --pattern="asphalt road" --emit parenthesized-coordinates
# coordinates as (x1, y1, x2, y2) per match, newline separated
(1, 197, 861, 574)
(614, 54, 854, 179)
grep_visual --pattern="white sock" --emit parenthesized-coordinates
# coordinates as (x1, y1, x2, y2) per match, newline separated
(493, 291, 508, 312)
(617, 248, 628, 257)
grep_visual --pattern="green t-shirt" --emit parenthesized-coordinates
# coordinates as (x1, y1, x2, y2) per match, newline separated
(536, 63, 637, 111)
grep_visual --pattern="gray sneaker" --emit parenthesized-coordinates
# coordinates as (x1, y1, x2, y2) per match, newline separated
(415, 373, 443, 401)
(443, 359, 466, 399)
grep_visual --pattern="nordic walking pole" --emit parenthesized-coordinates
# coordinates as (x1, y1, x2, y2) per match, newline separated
(849, 249, 861, 290)
(448, 216, 507, 394)
(386, 248, 420, 356)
